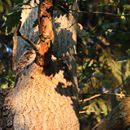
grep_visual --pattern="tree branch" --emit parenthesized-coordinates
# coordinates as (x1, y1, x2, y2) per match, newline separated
(81, 90, 109, 102)
(18, 32, 39, 53)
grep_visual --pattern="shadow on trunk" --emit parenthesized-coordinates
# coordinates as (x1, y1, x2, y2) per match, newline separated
(2, 15, 79, 130)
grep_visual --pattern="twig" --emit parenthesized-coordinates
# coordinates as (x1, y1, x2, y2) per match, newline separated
(79, 110, 86, 114)
(81, 90, 109, 102)
(18, 32, 39, 53)
(81, 89, 126, 103)
(72, 9, 130, 16)
(87, 23, 110, 46)
(77, 10, 120, 16)
(55, 3, 130, 16)
(13, 21, 38, 52)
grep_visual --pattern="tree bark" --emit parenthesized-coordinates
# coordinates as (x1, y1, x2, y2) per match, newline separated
(3, 0, 79, 130)
(13, 0, 39, 69)
(3, 63, 79, 130)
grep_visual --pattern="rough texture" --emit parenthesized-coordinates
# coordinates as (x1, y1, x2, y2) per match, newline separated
(0, 89, 5, 129)
(7, 0, 80, 129)
(4, 63, 79, 130)
(13, 0, 39, 67)
(53, 10, 78, 91)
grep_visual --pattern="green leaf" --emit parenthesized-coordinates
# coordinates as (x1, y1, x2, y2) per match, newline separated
(97, 99, 108, 116)
(13, 0, 24, 5)
(4, 10, 21, 34)
(1, 83, 8, 89)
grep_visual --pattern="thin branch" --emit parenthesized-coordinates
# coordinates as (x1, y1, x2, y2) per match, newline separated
(87, 23, 110, 46)
(72, 9, 130, 16)
(81, 90, 109, 102)
(79, 110, 86, 114)
(77, 10, 121, 16)
(15, 23, 40, 56)
(14, 21, 22, 34)
(13, 21, 40, 55)
(80, 87, 127, 103)
(18, 32, 39, 53)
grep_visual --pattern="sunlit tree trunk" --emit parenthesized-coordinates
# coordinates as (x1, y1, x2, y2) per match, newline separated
(3, 0, 79, 130)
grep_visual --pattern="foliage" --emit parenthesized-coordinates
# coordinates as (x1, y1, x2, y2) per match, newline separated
(0, 0, 24, 35)
(0, 71, 15, 89)
(53, 0, 74, 14)
(0, 0, 20, 89)
(77, 0, 130, 129)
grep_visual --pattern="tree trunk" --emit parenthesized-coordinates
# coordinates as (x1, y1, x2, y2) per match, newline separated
(13, 0, 39, 69)
(3, 63, 79, 130)
(3, 0, 79, 130)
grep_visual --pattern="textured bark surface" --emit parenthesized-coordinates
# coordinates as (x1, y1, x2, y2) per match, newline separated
(13, 0, 39, 68)
(3, 0, 80, 130)
(53, 10, 78, 90)
(92, 97, 130, 130)
(0, 89, 5, 129)
(3, 63, 79, 130)
(36, 0, 54, 66)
